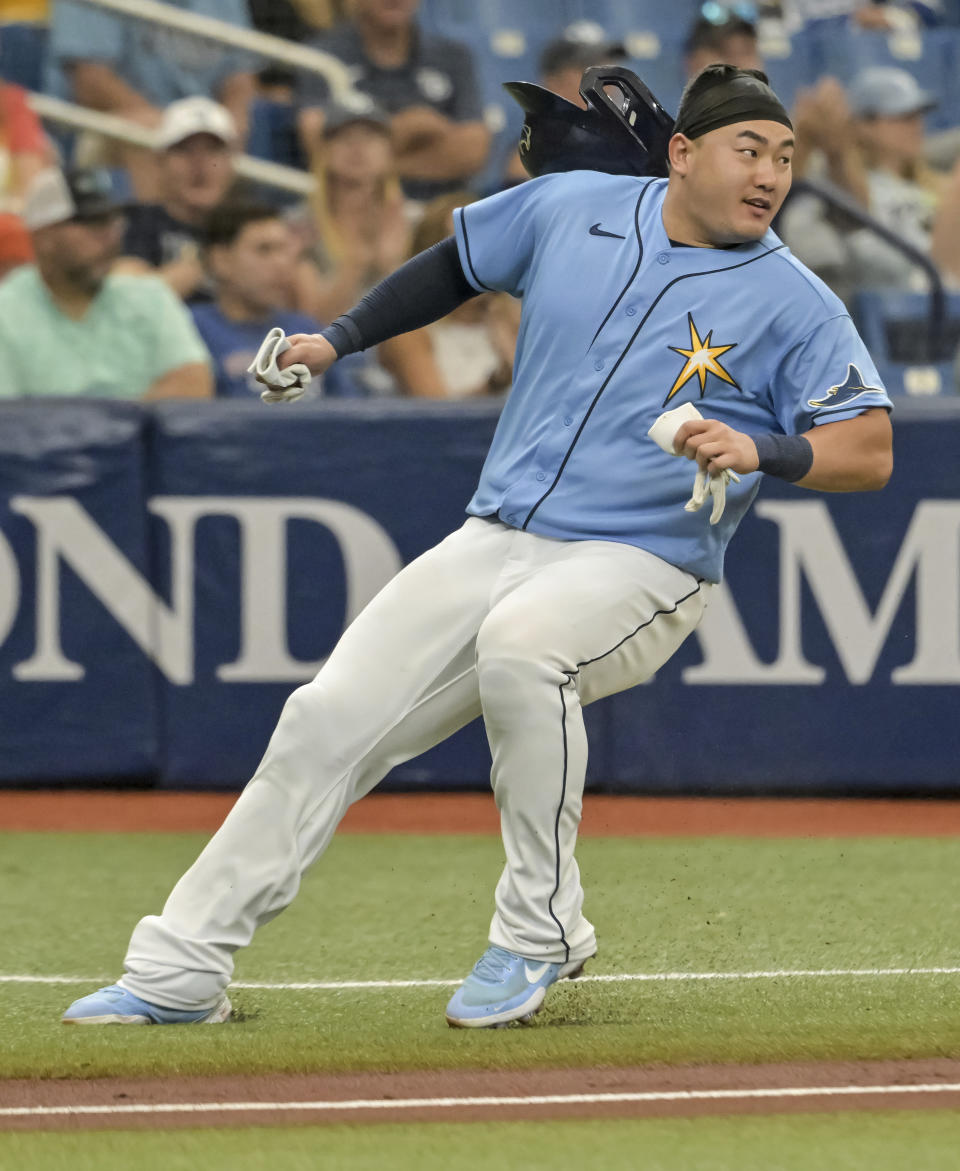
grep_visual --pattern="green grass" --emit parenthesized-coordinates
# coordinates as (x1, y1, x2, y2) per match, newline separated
(2, 832, 960, 1078)
(5, 1112, 960, 1171)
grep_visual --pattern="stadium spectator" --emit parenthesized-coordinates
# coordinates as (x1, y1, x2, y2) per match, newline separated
(191, 200, 358, 398)
(784, 66, 960, 297)
(50, 0, 256, 138)
(290, 96, 409, 323)
(684, 8, 764, 78)
(49, 0, 255, 195)
(0, 167, 211, 400)
(0, 212, 33, 279)
(538, 21, 627, 108)
(0, 71, 53, 213)
(248, 0, 341, 40)
(248, 0, 344, 103)
(777, 0, 944, 32)
(296, 0, 490, 201)
(115, 97, 239, 303)
(379, 193, 518, 399)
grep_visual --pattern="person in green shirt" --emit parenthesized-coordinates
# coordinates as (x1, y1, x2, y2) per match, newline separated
(0, 166, 212, 399)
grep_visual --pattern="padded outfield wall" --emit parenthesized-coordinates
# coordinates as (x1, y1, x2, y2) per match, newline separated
(0, 397, 957, 793)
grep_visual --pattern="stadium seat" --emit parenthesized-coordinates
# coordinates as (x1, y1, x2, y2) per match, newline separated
(0, 22, 48, 92)
(854, 289, 960, 396)
(421, 0, 576, 40)
(575, 0, 700, 51)
(762, 27, 823, 112)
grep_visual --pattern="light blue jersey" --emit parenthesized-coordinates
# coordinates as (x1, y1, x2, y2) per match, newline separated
(453, 172, 892, 582)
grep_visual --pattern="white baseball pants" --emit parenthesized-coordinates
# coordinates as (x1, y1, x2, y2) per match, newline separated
(122, 517, 710, 1009)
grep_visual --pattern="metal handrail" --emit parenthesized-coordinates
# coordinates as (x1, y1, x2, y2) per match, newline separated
(67, 0, 356, 96)
(782, 177, 948, 358)
(27, 92, 316, 197)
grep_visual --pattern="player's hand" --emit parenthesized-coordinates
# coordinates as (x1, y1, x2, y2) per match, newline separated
(673, 418, 760, 477)
(278, 334, 339, 378)
(249, 327, 323, 404)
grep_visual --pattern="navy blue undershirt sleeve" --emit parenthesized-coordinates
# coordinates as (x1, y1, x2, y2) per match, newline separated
(320, 236, 477, 357)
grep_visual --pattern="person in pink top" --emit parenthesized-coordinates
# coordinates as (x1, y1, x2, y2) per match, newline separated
(0, 75, 53, 213)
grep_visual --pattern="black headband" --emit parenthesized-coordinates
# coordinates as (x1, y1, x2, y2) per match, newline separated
(674, 74, 792, 140)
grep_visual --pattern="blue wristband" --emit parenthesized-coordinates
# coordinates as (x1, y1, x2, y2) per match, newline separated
(753, 433, 813, 482)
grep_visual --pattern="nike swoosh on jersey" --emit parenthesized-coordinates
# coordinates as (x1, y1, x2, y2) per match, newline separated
(523, 962, 552, 983)
(588, 223, 626, 239)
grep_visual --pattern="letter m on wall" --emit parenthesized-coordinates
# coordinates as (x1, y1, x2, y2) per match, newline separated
(758, 499, 960, 684)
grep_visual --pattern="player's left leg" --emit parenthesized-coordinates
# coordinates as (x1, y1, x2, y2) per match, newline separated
(63, 519, 504, 1024)
(446, 536, 710, 1027)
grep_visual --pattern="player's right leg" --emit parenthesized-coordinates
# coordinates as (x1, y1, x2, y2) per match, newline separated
(445, 538, 708, 1028)
(63, 518, 506, 1024)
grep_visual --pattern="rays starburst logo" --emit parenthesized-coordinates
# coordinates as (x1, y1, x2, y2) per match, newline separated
(664, 313, 740, 405)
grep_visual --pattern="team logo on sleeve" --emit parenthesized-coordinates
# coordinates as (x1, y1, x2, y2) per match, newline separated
(664, 313, 740, 405)
(807, 364, 884, 410)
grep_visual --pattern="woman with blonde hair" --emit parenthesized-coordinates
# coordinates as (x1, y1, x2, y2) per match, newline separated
(379, 191, 519, 399)
(291, 98, 410, 325)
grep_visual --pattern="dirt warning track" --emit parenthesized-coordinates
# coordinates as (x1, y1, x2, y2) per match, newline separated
(3, 791, 960, 836)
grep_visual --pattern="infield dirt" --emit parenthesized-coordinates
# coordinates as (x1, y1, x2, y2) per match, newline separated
(2, 791, 959, 836)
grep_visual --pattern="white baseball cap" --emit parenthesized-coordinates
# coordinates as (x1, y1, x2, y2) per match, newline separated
(156, 96, 237, 150)
(848, 67, 937, 119)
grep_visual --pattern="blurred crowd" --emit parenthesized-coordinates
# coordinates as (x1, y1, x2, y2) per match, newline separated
(1, 0, 960, 401)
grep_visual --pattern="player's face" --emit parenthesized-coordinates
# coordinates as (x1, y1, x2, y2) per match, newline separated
(162, 135, 234, 214)
(674, 120, 794, 245)
(212, 219, 298, 315)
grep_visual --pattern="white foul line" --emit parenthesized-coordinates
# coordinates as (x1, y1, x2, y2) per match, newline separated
(3, 967, 960, 990)
(4, 1083, 960, 1119)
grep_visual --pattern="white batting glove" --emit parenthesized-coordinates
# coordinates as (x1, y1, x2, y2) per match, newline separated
(683, 465, 740, 525)
(248, 327, 312, 404)
(647, 401, 739, 526)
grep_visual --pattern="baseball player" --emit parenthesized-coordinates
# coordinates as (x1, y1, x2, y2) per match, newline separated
(64, 65, 892, 1029)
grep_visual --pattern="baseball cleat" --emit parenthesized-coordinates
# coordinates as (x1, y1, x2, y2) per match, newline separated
(445, 945, 592, 1028)
(62, 983, 231, 1025)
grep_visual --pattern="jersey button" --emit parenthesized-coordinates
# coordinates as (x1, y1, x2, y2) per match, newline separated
(563, 415, 573, 426)
(535, 471, 546, 482)
(625, 305, 636, 316)
(593, 358, 604, 371)
(656, 251, 670, 265)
